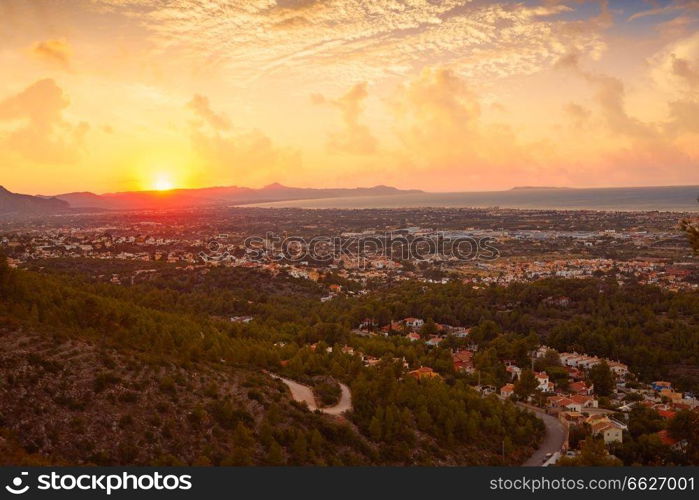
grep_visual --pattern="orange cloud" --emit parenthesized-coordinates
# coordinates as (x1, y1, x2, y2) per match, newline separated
(29, 39, 72, 70)
(0, 79, 89, 164)
(314, 82, 378, 155)
(186, 95, 301, 185)
(671, 54, 699, 87)
(187, 94, 231, 131)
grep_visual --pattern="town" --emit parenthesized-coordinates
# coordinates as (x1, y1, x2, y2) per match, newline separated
(2, 207, 697, 294)
(329, 314, 697, 465)
(2, 205, 698, 466)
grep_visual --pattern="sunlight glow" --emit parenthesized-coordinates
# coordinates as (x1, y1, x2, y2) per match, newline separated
(153, 177, 174, 191)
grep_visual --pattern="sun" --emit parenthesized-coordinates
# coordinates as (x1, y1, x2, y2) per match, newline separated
(153, 177, 174, 191)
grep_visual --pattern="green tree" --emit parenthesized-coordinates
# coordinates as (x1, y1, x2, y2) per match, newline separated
(514, 369, 538, 401)
(680, 198, 699, 253)
(668, 410, 699, 463)
(559, 438, 623, 466)
(0, 250, 12, 294)
(588, 361, 614, 397)
(265, 440, 285, 466)
(419, 319, 438, 337)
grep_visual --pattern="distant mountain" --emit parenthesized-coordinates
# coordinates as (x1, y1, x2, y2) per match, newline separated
(51, 184, 423, 210)
(0, 186, 69, 216)
(510, 186, 574, 191)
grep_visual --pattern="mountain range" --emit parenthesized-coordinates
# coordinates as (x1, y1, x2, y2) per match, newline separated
(51, 183, 423, 211)
(0, 183, 422, 216)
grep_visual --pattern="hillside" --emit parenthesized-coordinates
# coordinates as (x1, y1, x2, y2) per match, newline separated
(0, 254, 542, 466)
(0, 186, 69, 216)
(0, 330, 373, 466)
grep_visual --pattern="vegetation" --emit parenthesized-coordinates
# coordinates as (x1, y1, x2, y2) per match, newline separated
(0, 256, 543, 465)
(559, 439, 623, 466)
(3, 252, 698, 465)
(681, 197, 699, 254)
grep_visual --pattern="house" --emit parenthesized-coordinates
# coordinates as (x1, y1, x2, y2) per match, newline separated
(577, 356, 600, 370)
(652, 381, 673, 392)
(363, 356, 381, 367)
(656, 430, 688, 452)
(657, 409, 677, 420)
(535, 372, 553, 392)
(506, 365, 522, 380)
(569, 381, 594, 396)
(535, 345, 552, 359)
(500, 383, 515, 399)
(566, 366, 584, 380)
(405, 332, 421, 342)
(408, 366, 440, 380)
(358, 318, 376, 330)
(425, 336, 443, 347)
(659, 389, 683, 403)
(608, 361, 629, 377)
(591, 419, 624, 444)
(559, 411, 586, 426)
(453, 350, 475, 373)
(381, 321, 403, 334)
(570, 394, 598, 409)
(451, 327, 471, 338)
(404, 317, 425, 329)
(548, 396, 576, 411)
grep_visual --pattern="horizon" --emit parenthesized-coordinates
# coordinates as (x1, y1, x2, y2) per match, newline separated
(2, 181, 699, 199)
(2, 1, 699, 194)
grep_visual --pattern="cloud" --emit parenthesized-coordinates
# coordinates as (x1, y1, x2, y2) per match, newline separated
(649, 30, 699, 91)
(187, 94, 231, 130)
(186, 94, 301, 184)
(314, 82, 378, 155)
(86, 0, 608, 87)
(392, 66, 481, 153)
(0, 79, 89, 164)
(564, 102, 591, 128)
(552, 50, 699, 184)
(627, 1, 699, 23)
(671, 54, 699, 87)
(555, 51, 655, 138)
(29, 39, 72, 70)
(667, 100, 699, 133)
(387, 67, 543, 186)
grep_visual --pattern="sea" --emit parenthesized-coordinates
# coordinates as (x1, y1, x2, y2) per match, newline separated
(246, 185, 699, 212)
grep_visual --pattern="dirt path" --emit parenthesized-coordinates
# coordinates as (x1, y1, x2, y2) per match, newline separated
(271, 374, 352, 415)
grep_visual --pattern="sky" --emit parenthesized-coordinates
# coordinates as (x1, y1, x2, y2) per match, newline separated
(0, 0, 698, 195)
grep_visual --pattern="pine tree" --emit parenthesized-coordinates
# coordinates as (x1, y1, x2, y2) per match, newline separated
(589, 360, 614, 397)
(369, 414, 382, 441)
(0, 250, 11, 295)
(265, 440, 285, 466)
(514, 369, 538, 400)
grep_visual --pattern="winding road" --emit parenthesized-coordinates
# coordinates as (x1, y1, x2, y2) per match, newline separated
(519, 404, 567, 466)
(271, 374, 352, 416)
(271, 372, 563, 465)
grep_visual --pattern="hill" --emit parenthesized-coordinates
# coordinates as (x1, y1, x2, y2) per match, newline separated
(0, 186, 69, 216)
(0, 254, 541, 466)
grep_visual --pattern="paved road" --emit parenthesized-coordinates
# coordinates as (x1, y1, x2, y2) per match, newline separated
(272, 374, 352, 415)
(519, 405, 567, 466)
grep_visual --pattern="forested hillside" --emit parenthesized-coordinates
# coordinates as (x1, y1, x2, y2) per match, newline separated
(0, 254, 543, 466)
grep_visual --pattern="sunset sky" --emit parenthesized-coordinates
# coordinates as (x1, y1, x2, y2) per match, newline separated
(1, 0, 698, 195)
